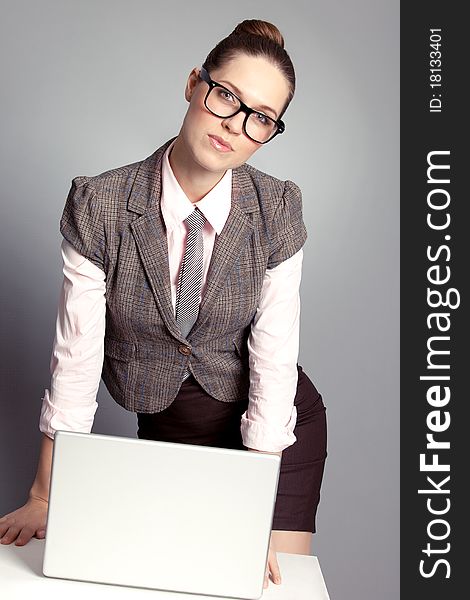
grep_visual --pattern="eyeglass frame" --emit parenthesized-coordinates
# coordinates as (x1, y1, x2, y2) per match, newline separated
(198, 66, 286, 144)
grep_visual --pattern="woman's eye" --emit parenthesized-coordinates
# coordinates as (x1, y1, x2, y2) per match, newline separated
(219, 90, 236, 103)
(255, 112, 269, 126)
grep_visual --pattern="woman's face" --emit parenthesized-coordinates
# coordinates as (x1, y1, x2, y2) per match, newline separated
(176, 53, 290, 176)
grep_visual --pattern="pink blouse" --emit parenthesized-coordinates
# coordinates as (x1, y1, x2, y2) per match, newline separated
(39, 140, 304, 452)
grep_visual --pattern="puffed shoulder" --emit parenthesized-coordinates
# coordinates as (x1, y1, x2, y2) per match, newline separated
(266, 179, 308, 269)
(59, 176, 108, 273)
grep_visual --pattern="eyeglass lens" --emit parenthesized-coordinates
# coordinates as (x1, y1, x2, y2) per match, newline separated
(206, 87, 277, 143)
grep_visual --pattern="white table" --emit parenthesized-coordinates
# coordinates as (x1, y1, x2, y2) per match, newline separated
(1, 538, 330, 599)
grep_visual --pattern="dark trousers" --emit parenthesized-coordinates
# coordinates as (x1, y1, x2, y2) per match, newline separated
(137, 364, 327, 532)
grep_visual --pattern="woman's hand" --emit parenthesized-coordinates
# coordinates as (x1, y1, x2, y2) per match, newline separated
(264, 532, 282, 588)
(0, 496, 48, 546)
(245, 449, 283, 588)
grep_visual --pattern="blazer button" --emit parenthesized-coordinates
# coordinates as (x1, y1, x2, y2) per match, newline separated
(178, 344, 192, 356)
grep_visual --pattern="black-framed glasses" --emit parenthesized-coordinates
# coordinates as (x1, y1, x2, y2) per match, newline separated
(198, 66, 285, 144)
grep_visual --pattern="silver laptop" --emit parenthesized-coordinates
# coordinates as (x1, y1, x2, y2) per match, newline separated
(43, 430, 281, 599)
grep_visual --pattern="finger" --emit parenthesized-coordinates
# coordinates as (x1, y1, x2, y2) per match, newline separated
(269, 556, 282, 585)
(0, 514, 15, 535)
(15, 527, 36, 546)
(0, 526, 20, 544)
(264, 571, 269, 589)
(0, 520, 12, 537)
(35, 529, 46, 539)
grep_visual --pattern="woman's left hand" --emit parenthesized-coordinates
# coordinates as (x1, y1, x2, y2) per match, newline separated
(245, 449, 283, 588)
(264, 532, 282, 588)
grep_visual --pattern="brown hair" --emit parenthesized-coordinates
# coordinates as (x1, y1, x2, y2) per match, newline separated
(202, 19, 295, 119)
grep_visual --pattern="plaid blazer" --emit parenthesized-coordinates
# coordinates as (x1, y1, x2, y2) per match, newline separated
(59, 137, 307, 413)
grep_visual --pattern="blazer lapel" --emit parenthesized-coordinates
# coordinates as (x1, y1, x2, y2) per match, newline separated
(189, 167, 259, 337)
(126, 137, 260, 342)
(128, 137, 185, 342)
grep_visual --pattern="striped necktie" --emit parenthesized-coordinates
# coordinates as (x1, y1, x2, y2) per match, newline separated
(175, 207, 206, 380)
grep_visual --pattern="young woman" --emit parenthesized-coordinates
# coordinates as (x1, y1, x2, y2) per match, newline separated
(0, 19, 327, 589)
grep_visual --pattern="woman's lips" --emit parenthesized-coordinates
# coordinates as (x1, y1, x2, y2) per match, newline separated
(208, 134, 233, 152)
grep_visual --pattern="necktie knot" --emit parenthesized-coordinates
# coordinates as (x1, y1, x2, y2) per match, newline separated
(185, 208, 206, 233)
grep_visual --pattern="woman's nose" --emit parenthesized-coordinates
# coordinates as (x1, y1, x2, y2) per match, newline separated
(221, 111, 245, 134)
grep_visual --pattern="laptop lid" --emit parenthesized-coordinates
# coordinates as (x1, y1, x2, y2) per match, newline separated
(43, 430, 281, 599)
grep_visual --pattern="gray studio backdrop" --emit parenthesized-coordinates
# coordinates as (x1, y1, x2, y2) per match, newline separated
(0, 1, 399, 599)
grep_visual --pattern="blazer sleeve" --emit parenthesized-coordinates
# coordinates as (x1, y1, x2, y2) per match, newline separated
(59, 176, 107, 273)
(267, 179, 308, 269)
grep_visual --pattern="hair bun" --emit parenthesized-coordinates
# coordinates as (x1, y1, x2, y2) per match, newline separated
(231, 19, 285, 49)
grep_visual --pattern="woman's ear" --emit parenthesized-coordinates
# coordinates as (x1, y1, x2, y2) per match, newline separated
(184, 67, 201, 102)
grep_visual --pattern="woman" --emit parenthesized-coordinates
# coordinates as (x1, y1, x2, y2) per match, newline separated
(0, 19, 327, 589)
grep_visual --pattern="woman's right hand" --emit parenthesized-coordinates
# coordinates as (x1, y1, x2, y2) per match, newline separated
(0, 496, 48, 546)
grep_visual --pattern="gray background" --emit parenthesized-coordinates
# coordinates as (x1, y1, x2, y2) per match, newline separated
(0, 1, 399, 598)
